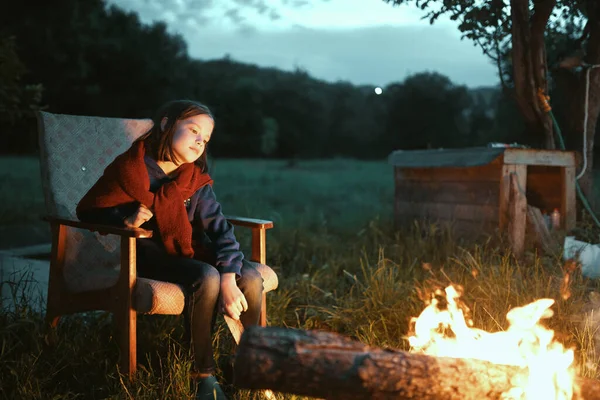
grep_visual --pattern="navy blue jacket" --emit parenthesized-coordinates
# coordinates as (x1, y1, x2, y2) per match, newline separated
(77, 156, 244, 276)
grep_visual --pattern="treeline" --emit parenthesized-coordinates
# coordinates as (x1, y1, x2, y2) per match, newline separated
(0, 0, 526, 158)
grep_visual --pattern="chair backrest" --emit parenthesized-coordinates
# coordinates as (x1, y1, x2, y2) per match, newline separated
(37, 112, 154, 289)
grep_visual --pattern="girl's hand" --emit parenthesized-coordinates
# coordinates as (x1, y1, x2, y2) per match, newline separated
(219, 273, 248, 320)
(123, 204, 153, 228)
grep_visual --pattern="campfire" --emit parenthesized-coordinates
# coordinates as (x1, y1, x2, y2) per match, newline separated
(409, 285, 576, 399)
(233, 284, 600, 400)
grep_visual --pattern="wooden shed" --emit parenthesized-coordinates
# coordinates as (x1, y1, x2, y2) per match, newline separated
(388, 147, 577, 255)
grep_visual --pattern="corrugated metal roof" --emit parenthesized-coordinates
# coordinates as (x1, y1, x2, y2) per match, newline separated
(388, 147, 505, 168)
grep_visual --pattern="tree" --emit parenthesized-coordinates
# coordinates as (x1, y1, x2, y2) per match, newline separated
(382, 0, 600, 198)
(326, 82, 387, 158)
(383, 72, 472, 150)
(263, 69, 331, 159)
(0, 36, 43, 153)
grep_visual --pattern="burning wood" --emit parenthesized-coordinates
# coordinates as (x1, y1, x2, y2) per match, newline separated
(233, 327, 600, 399)
(234, 286, 600, 399)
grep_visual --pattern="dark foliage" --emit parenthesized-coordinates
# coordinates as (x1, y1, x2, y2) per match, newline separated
(0, 0, 515, 158)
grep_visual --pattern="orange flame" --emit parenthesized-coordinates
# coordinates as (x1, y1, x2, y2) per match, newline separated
(409, 285, 576, 399)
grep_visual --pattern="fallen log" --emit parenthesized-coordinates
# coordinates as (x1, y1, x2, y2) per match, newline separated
(233, 326, 600, 400)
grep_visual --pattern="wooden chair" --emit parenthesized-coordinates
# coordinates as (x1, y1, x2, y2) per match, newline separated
(36, 111, 278, 378)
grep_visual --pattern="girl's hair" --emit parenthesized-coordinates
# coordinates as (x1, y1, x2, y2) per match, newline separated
(136, 99, 214, 173)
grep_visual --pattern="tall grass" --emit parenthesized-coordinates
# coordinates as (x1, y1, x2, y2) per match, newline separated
(1, 157, 600, 399)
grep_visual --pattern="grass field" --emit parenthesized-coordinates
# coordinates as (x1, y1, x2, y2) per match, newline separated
(0, 157, 394, 229)
(2, 157, 600, 399)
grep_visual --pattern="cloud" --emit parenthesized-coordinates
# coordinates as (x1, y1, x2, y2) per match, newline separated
(231, 0, 268, 14)
(224, 8, 245, 25)
(269, 9, 282, 20)
(107, 0, 498, 87)
(188, 25, 499, 88)
(112, 0, 284, 32)
(223, 8, 260, 34)
(110, 0, 349, 33)
(231, 0, 282, 20)
(111, 0, 216, 25)
(281, 0, 311, 8)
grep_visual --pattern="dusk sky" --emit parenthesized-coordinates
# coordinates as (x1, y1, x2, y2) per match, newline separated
(109, 0, 500, 88)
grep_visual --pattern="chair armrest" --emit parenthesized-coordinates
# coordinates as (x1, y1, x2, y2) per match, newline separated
(225, 216, 273, 264)
(225, 216, 274, 229)
(43, 215, 153, 238)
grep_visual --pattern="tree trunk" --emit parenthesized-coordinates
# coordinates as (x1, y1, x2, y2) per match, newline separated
(510, 0, 556, 149)
(233, 326, 600, 400)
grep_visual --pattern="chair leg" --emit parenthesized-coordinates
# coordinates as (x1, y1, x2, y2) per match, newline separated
(116, 306, 137, 379)
(260, 292, 267, 327)
(46, 223, 65, 345)
(117, 235, 137, 379)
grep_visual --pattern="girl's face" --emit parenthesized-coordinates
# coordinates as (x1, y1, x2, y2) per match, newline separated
(167, 114, 214, 165)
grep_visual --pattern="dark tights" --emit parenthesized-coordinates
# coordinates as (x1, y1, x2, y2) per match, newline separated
(137, 239, 263, 373)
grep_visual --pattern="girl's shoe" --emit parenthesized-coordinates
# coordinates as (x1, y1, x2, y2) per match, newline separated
(193, 375, 228, 400)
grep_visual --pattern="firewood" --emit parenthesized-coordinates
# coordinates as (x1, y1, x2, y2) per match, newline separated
(526, 205, 560, 254)
(233, 326, 600, 400)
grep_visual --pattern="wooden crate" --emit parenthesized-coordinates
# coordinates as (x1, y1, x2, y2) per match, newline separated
(388, 147, 577, 256)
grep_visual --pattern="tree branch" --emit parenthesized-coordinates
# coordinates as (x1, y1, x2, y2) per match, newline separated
(494, 35, 508, 89)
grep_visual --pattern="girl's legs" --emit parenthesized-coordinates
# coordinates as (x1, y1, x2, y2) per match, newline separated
(236, 260, 264, 329)
(136, 240, 265, 373)
(137, 240, 221, 373)
(185, 262, 221, 374)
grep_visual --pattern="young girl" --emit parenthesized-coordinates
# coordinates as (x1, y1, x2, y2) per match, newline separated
(76, 100, 264, 399)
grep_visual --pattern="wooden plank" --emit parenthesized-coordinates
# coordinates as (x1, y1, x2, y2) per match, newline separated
(227, 216, 274, 230)
(395, 200, 498, 222)
(43, 216, 153, 238)
(526, 205, 560, 254)
(249, 227, 269, 328)
(46, 224, 66, 330)
(498, 165, 513, 230)
(394, 180, 499, 206)
(503, 149, 576, 167)
(562, 166, 576, 231)
(508, 165, 528, 257)
(251, 228, 267, 265)
(396, 162, 502, 182)
(117, 236, 137, 379)
(260, 292, 267, 327)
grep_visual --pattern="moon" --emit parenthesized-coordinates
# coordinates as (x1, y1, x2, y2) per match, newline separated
(374, 87, 383, 95)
